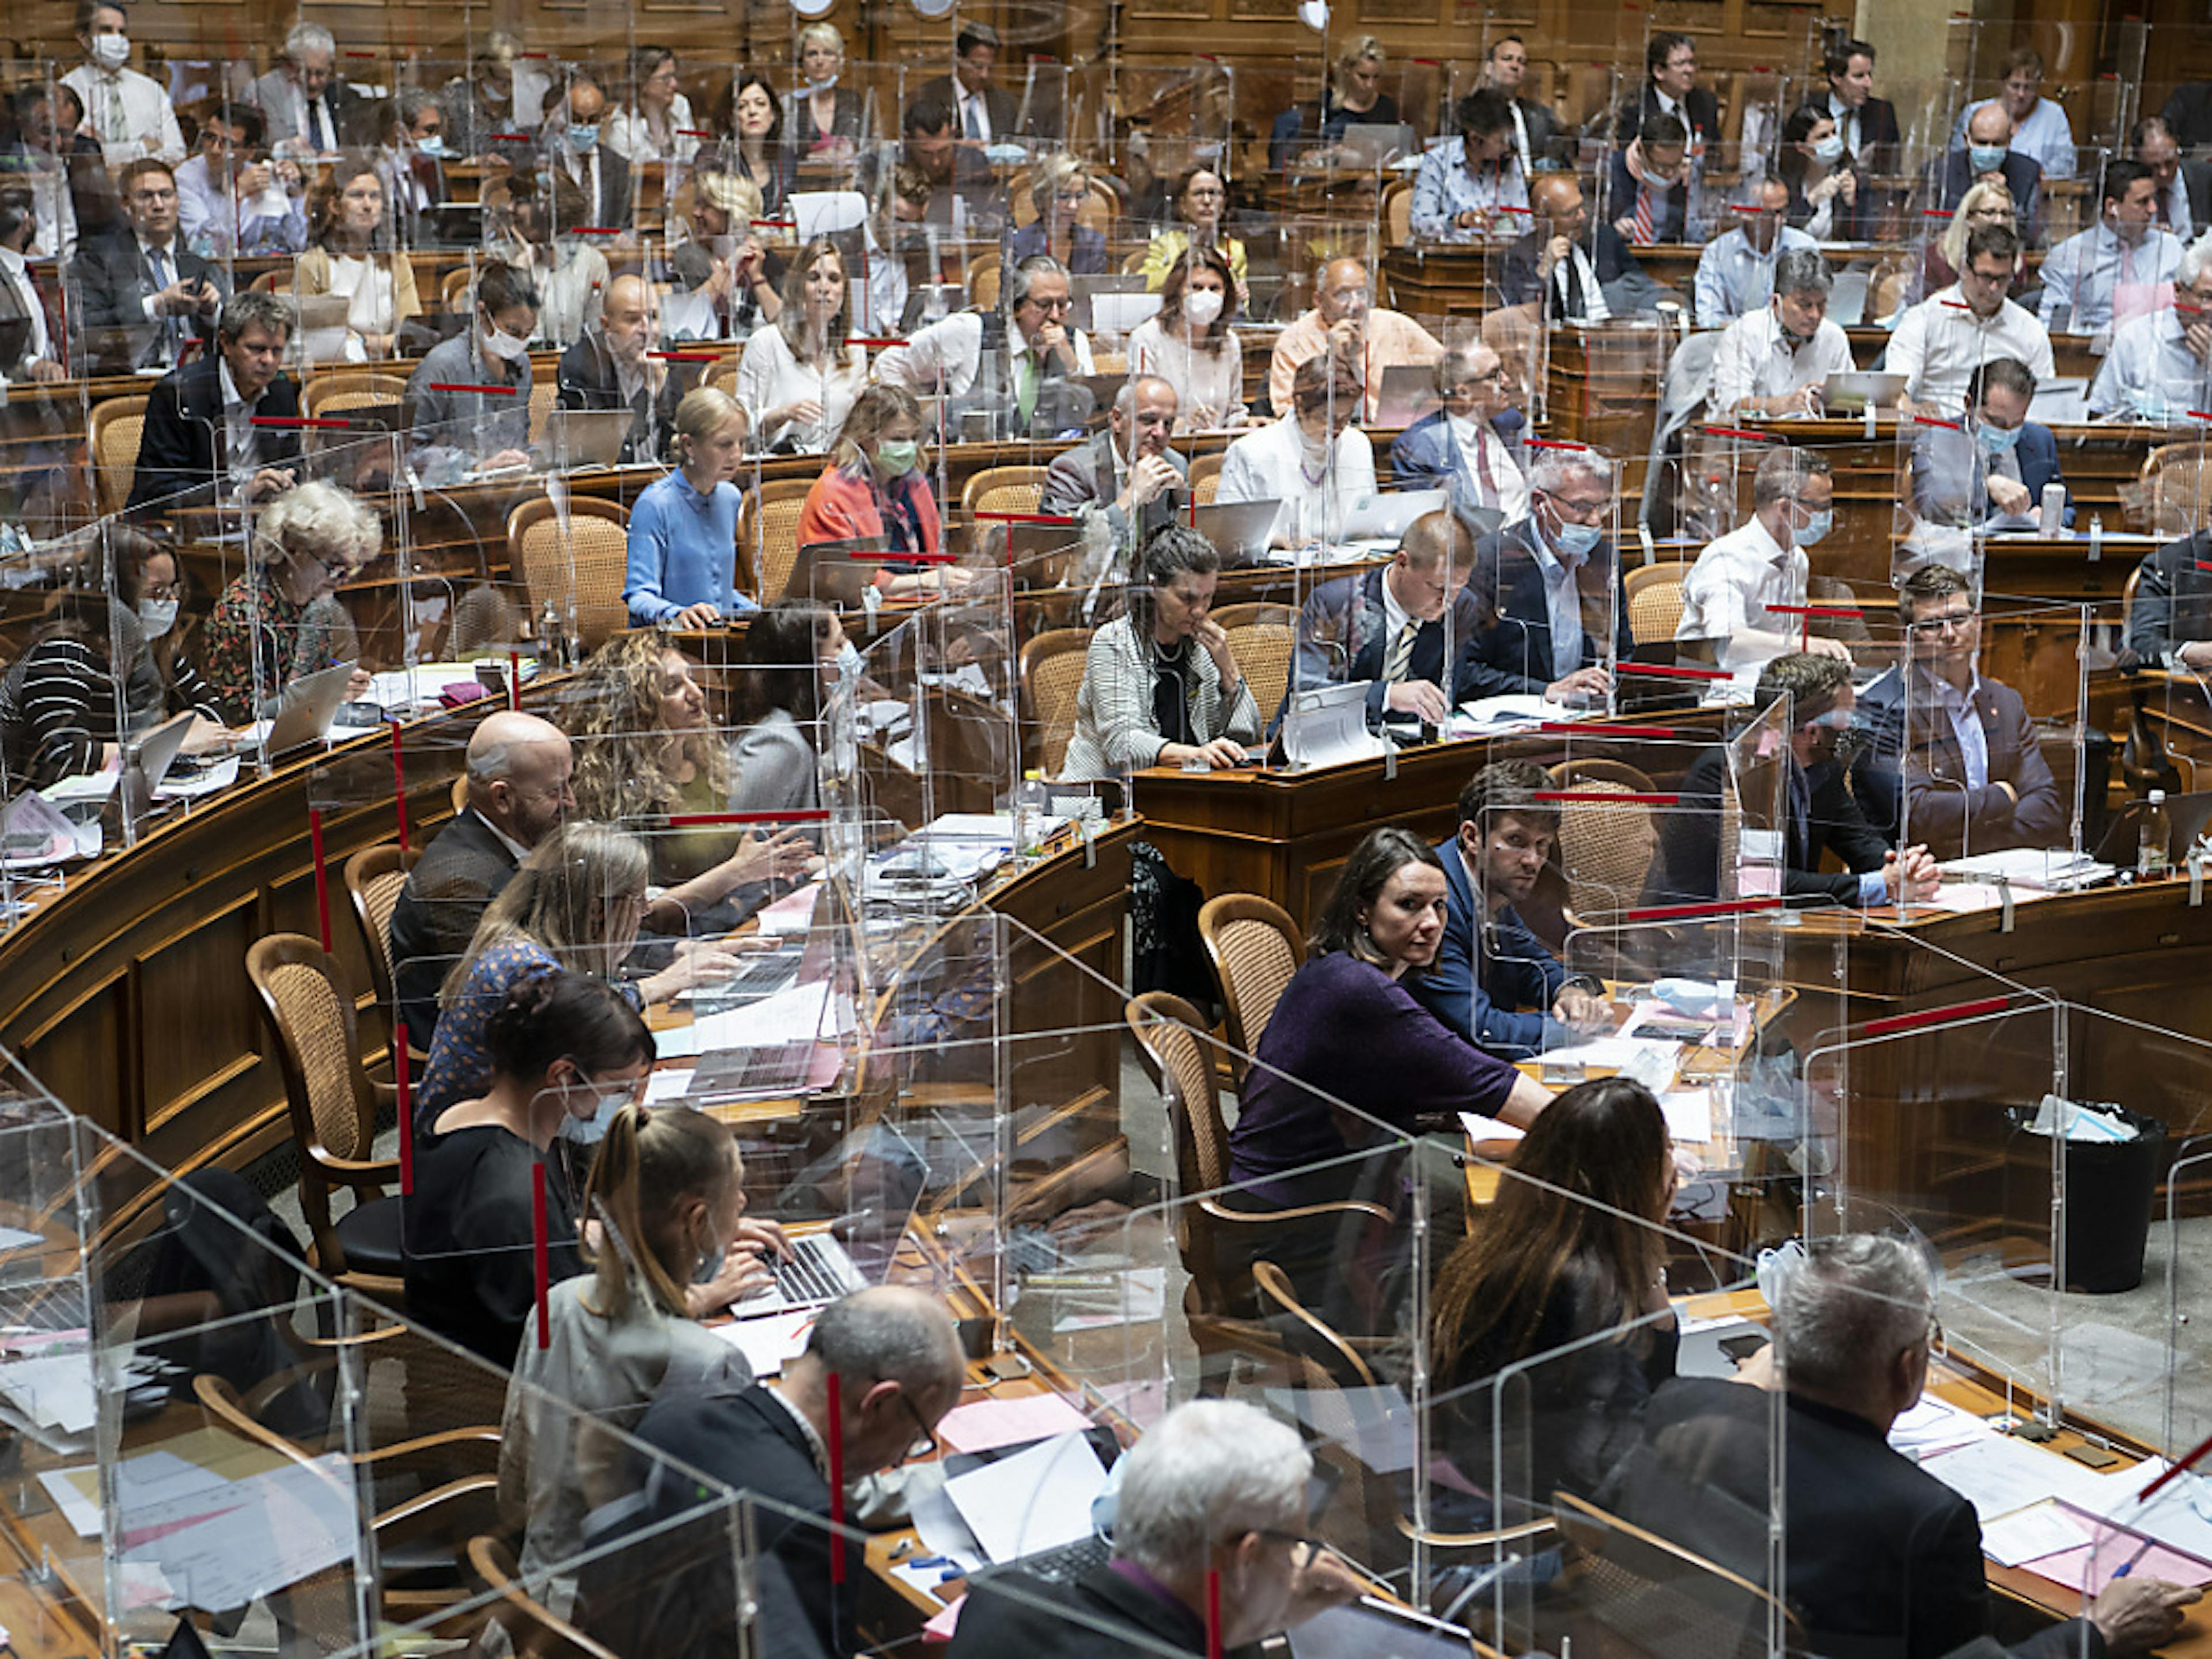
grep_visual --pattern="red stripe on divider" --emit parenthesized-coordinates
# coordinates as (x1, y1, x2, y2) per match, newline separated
(2187, 410, 2212, 422)
(2192, 560, 2212, 573)
(389, 722, 410, 854)
(427, 382, 518, 396)
(1921, 209, 1956, 218)
(1862, 995, 2011, 1038)
(568, 227, 622, 237)
(1617, 661, 1732, 682)
(1912, 415, 1964, 430)
(846, 336, 907, 349)
(667, 809, 832, 826)
(251, 415, 354, 430)
(1541, 722, 1680, 737)
(648, 350, 724, 362)
(849, 550, 957, 563)
(1700, 425, 1780, 444)
(488, 132, 533, 142)
(1494, 204, 1532, 214)
(975, 510, 1078, 525)
(1206, 1569, 1222, 1659)
(1527, 437, 1592, 450)
(751, 218, 797, 230)
(396, 1041, 414, 1195)
(531, 1161, 550, 1350)
(308, 807, 331, 953)
(506, 649, 522, 710)
(1766, 604, 1864, 619)
(1624, 896, 1787, 922)
(1532, 789, 1681, 805)
(826, 1377, 847, 1584)
(1939, 300, 1974, 310)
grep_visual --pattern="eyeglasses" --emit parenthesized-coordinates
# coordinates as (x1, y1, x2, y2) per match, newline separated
(1907, 609, 1977, 636)
(891, 1388, 939, 1465)
(139, 575, 181, 601)
(1026, 294, 1073, 313)
(1541, 490, 1610, 522)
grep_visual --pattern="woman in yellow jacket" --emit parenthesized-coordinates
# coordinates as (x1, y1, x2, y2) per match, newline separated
(291, 162, 423, 361)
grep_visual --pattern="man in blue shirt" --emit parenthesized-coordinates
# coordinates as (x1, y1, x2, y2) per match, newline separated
(1692, 173, 1815, 329)
(1414, 758, 1609, 1058)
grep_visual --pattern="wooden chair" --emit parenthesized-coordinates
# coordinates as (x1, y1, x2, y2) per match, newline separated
(342, 844, 419, 1032)
(1551, 1490, 1804, 1659)
(738, 476, 817, 604)
(1188, 451, 1224, 505)
(304, 369, 409, 423)
(506, 494, 631, 654)
(1213, 601, 1297, 727)
(244, 934, 404, 1303)
(440, 266, 473, 310)
(88, 394, 149, 520)
(1126, 992, 1388, 1394)
(967, 251, 1002, 313)
(1382, 177, 1415, 246)
(2139, 442, 2212, 537)
(960, 463, 1050, 520)
(1018, 627, 1092, 778)
(1196, 893, 1305, 1081)
(1250, 1260, 1378, 1388)
(527, 376, 559, 446)
(1623, 560, 1692, 647)
(1543, 768, 1662, 930)
(467, 1536, 624, 1659)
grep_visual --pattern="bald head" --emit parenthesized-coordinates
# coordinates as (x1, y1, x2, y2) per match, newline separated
(600, 272, 659, 365)
(1532, 174, 1588, 237)
(785, 1286, 965, 1472)
(1967, 103, 2013, 149)
(1316, 257, 1372, 327)
(465, 712, 573, 847)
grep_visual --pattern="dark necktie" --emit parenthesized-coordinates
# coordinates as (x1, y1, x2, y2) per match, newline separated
(308, 97, 329, 151)
(146, 245, 178, 364)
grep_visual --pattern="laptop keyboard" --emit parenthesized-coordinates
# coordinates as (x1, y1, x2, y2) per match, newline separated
(774, 1233, 866, 1305)
(690, 1039, 819, 1099)
(983, 1532, 1112, 1585)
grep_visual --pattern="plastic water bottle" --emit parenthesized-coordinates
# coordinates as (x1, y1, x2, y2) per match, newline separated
(2140, 789, 2171, 878)
(1014, 770, 1051, 861)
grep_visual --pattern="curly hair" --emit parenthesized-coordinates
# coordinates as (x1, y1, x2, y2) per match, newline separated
(563, 632, 728, 823)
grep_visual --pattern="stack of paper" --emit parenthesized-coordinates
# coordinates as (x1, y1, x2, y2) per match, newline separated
(942, 1432, 1109, 1563)
(1944, 849, 2115, 892)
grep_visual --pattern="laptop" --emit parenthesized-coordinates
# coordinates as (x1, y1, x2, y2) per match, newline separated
(539, 407, 634, 469)
(1823, 371, 1907, 415)
(785, 536, 891, 607)
(1339, 487, 1448, 544)
(727, 1121, 927, 1318)
(118, 710, 198, 820)
(1190, 498, 1282, 564)
(1374, 363, 1441, 429)
(264, 660, 359, 754)
(2027, 376, 2091, 426)
(1827, 269, 1872, 328)
(1336, 122, 1415, 170)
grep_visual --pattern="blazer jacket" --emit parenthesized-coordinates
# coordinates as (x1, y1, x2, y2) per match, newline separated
(1465, 519, 1635, 696)
(126, 354, 300, 510)
(69, 230, 228, 373)
(1851, 667, 2064, 861)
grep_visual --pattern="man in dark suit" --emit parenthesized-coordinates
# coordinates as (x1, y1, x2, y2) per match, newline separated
(1642, 652, 1938, 910)
(541, 71, 632, 232)
(1599, 1233, 2196, 1659)
(1925, 103, 2044, 247)
(1852, 563, 2063, 861)
(0, 191, 65, 384)
(1412, 758, 1607, 1058)
(1497, 175, 1645, 320)
(946, 1400, 1365, 1658)
(2133, 116, 2212, 241)
(1466, 448, 1633, 703)
(1283, 508, 1483, 732)
(911, 22, 1020, 145)
(1612, 31, 1719, 157)
(2161, 80, 2212, 153)
(1392, 343, 1531, 532)
(885, 96, 998, 230)
(2125, 524, 2212, 671)
(242, 22, 359, 154)
(389, 711, 573, 1054)
(125, 289, 300, 512)
(70, 157, 227, 374)
(575, 1289, 965, 1659)
(1910, 358, 2070, 531)
(1482, 35, 1561, 173)
(1039, 374, 1187, 556)
(1602, 113, 1696, 244)
(555, 273, 684, 467)
(1824, 38, 1903, 173)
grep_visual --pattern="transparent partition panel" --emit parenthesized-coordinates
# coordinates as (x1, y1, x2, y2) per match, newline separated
(1473, 440, 1622, 716)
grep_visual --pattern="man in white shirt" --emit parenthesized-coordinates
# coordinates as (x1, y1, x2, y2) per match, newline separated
(1889, 221, 2055, 416)
(1711, 248, 1855, 416)
(1388, 343, 1530, 529)
(1953, 46, 2077, 180)
(875, 253, 1094, 436)
(2038, 160, 2181, 336)
(62, 0, 184, 169)
(174, 105, 306, 258)
(1676, 446, 1844, 669)
(1692, 173, 1816, 329)
(1218, 354, 1377, 548)
(244, 22, 351, 156)
(0, 195, 65, 385)
(2089, 234, 2212, 419)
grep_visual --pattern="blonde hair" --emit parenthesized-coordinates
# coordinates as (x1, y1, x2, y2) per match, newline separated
(585, 1104, 741, 1320)
(565, 632, 729, 821)
(831, 382, 924, 472)
(774, 236, 849, 361)
(1028, 151, 1089, 219)
(440, 821, 649, 1003)
(690, 168, 761, 224)
(1332, 35, 1385, 96)
(251, 480, 382, 573)
(797, 21, 843, 56)
(1942, 179, 2014, 273)
(671, 387, 749, 467)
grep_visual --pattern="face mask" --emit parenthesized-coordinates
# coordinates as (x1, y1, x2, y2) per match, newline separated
(482, 319, 530, 362)
(555, 1078, 631, 1145)
(480, 79, 510, 104)
(1812, 134, 1846, 164)
(1792, 509, 1832, 548)
(91, 34, 130, 68)
(875, 438, 919, 476)
(566, 123, 601, 154)
(137, 598, 177, 639)
(412, 133, 446, 157)
(1975, 421, 2022, 457)
(1552, 519, 1603, 557)
(836, 639, 865, 681)
(1182, 288, 1224, 327)
(1968, 144, 2008, 175)
(808, 74, 839, 94)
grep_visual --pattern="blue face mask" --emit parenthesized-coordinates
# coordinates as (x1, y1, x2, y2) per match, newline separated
(567, 122, 601, 154)
(1967, 143, 2008, 175)
(1976, 421, 2022, 457)
(1792, 509, 1832, 548)
(412, 133, 446, 157)
(1552, 519, 1603, 557)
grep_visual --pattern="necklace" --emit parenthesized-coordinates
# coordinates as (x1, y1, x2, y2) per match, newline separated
(1297, 434, 1331, 486)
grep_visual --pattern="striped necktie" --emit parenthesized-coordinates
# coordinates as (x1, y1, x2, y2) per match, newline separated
(1632, 183, 1657, 246)
(1384, 618, 1419, 683)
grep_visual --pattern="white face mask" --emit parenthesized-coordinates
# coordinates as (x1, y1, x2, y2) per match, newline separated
(555, 1077, 632, 1144)
(808, 74, 839, 94)
(1182, 287, 1224, 327)
(90, 34, 131, 68)
(481, 319, 530, 362)
(137, 598, 178, 639)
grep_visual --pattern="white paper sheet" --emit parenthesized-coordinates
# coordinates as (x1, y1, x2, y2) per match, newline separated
(1983, 1501, 2096, 1567)
(943, 1432, 1109, 1564)
(1658, 1089, 1714, 1143)
(156, 755, 240, 801)
(710, 1308, 817, 1378)
(1459, 1111, 1525, 1145)
(1921, 1434, 2109, 1524)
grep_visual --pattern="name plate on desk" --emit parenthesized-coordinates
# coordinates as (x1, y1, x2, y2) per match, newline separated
(1281, 680, 1385, 770)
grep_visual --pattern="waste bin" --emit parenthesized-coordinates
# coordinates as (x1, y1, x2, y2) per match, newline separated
(2008, 1104, 2169, 1294)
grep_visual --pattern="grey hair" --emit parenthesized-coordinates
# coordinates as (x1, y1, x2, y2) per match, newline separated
(1002, 252, 1069, 319)
(1751, 444, 1830, 509)
(285, 21, 335, 59)
(1773, 247, 1831, 299)
(219, 289, 296, 343)
(2182, 230, 2212, 290)
(1114, 374, 1177, 417)
(251, 480, 382, 572)
(810, 1287, 964, 1402)
(396, 88, 441, 128)
(1114, 1402, 1311, 1578)
(1774, 1233, 1934, 1396)
(1433, 340, 1498, 393)
(1528, 447, 1615, 495)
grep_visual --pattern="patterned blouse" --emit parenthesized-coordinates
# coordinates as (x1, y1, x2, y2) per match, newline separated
(415, 940, 643, 1130)
(201, 577, 343, 725)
